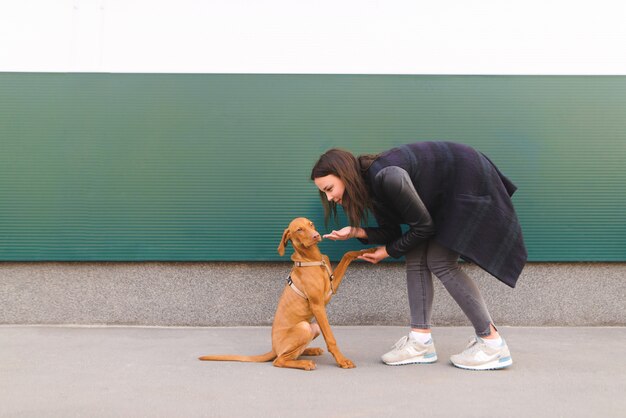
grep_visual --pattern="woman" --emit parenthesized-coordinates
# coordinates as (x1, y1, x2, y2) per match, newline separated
(310, 141, 527, 370)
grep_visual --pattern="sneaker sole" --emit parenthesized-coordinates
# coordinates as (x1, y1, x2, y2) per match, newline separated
(451, 356, 513, 371)
(383, 354, 438, 366)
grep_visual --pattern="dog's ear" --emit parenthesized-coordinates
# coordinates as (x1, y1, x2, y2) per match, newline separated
(277, 228, 290, 256)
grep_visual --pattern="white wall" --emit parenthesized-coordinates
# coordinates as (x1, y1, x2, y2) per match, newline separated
(1, 0, 625, 74)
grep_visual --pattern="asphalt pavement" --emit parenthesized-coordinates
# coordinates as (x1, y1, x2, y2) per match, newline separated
(1, 325, 625, 417)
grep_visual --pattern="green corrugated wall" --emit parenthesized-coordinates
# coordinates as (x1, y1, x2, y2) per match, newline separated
(1, 73, 625, 261)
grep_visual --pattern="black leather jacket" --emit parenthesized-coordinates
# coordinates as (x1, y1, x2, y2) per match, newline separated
(360, 166, 435, 258)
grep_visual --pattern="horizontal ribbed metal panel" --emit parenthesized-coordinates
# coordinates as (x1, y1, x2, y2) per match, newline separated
(0, 73, 624, 261)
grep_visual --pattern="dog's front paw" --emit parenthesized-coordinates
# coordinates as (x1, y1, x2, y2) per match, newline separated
(337, 358, 356, 369)
(342, 250, 362, 259)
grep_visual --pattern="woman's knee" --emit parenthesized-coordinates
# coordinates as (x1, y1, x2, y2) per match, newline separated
(405, 243, 429, 272)
(425, 244, 461, 280)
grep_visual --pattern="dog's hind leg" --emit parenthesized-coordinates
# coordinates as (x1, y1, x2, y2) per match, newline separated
(302, 348, 324, 356)
(301, 323, 323, 356)
(273, 321, 318, 370)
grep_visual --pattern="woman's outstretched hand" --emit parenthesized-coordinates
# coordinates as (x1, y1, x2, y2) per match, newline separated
(323, 227, 357, 241)
(358, 246, 389, 264)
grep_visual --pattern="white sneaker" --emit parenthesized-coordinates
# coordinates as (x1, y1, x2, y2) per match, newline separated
(450, 336, 513, 370)
(381, 335, 438, 366)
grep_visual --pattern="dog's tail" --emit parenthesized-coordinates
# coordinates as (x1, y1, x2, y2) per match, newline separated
(198, 351, 276, 363)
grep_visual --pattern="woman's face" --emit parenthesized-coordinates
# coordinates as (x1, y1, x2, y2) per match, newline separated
(314, 174, 346, 205)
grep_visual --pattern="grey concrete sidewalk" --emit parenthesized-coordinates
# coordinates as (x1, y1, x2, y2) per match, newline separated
(1, 326, 625, 418)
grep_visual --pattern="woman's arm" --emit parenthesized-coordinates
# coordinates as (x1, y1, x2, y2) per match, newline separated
(323, 226, 389, 264)
(373, 166, 435, 258)
(323, 166, 434, 263)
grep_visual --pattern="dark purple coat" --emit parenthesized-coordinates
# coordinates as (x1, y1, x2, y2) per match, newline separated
(361, 141, 527, 288)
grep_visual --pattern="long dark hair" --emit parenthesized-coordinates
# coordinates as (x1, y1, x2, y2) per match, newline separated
(310, 148, 378, 227)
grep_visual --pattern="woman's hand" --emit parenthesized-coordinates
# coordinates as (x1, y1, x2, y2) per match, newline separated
(358, 246, 389, 264)
(323, 226, 358, 241)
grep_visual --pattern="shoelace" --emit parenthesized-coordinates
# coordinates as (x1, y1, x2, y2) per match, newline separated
(461, 336, 484, 355)
(392, 335, 410, 350)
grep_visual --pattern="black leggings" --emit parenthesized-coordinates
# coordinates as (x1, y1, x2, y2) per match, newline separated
(405, 240, 494, 337)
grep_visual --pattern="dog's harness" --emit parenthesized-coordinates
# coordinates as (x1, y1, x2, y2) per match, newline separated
(287, 260, 335, 300)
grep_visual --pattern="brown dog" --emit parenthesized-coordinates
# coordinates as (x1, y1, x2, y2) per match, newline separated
(199, 217, 374, 370)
